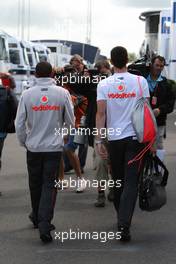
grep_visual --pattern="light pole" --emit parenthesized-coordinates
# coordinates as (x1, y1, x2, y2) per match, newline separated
(86, 0, 92, 44)
(27, 0, 31, 40)
(21, 0, 25, 40)
(17, 0, 21, 38)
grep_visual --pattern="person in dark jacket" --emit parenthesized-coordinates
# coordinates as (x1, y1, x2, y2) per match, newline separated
(0, 73, 16, 196)
(146, 55, 175, 161)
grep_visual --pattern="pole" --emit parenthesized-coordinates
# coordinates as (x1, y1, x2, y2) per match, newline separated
(169, 1, 176, 80)
(27, 0, 31, 41)
(17, 0, 21, 38)
(21, 0, 25, 40)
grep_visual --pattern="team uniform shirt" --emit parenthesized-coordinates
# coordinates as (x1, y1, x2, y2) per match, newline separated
(97, 72, 150, 141)
(15, 78, 75, 152)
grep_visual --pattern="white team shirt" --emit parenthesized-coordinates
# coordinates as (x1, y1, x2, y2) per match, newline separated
(97, 72, 150, 141)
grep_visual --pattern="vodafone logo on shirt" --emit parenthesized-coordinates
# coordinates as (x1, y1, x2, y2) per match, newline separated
(32, 105, 61, 111)
(32, 95, 61, 111)
(108, 92, 136, 99)
(108, 82, 136, 99)
(117, 84, 126, 92)
(40, 95, 49, 104)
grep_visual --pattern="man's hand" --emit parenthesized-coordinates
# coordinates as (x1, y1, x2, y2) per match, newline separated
(96, 143, 108, 160)
(153, 108, 160, 117)
(150, 145, 156, 154)
(150, 139, 157, 154)
(63, 135, 69, 144)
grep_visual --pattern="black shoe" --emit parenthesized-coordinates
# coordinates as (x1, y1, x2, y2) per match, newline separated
(94, 193, 106, 207)
(40, 233, 53, 243)
(107, 188, 114, 202)
(49, 224, 56, 231)
(118, 226, 131, 242)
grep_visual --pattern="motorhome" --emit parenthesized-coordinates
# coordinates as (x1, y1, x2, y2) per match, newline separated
(0, 30, 10, 73)
(32, 40, 72, 67)
(7, 35, 30, 99)
(32, 43, 51, 63)
(32, 39, 100, 67)
(22, 41, 38, 73)
(22, 41, 40, 86)
(139, 1, 176, 80)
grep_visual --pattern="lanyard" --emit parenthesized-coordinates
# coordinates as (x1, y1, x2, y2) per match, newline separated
(149, 82, 158, 96)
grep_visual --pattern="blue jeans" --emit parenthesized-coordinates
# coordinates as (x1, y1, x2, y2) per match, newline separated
(64, 135, 78, 151)
(64, 136, 88, 170)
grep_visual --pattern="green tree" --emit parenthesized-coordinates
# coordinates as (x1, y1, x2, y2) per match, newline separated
(128, 52, 137, 62)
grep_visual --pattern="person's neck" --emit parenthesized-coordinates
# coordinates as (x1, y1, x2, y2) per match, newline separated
(114, 66, 127, 73)
(150, 72, 159, 81)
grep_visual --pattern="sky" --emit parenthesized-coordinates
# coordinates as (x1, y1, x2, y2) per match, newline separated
(0, 0, 171, 57)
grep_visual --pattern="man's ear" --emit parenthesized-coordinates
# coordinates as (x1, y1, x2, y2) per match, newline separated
(50, 70, 55, 78)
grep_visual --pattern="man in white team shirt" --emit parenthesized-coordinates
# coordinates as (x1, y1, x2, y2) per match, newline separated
(96, 46, 150, 242)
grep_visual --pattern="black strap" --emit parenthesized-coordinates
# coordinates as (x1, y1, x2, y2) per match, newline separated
(139, 154, 169, 192)
(153, 155, 169, 186)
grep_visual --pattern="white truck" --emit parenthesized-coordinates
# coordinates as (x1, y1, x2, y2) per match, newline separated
(22, 41, 40, 86)
(7, 35, 30, 99)
(0, 30, 10, 73)
(32, 40, 72, 67)
(33, 43, 51, 63)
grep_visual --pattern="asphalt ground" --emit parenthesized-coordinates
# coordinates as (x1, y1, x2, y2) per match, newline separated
(0, 111, 175, 264)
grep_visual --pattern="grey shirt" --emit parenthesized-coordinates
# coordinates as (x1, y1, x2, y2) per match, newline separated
(15, 78, 75, 152)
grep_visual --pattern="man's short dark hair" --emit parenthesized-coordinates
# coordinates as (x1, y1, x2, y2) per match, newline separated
(35, 62, 53, 78)
(151, 55, 166, 66)
(110, 46, 128, 69)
